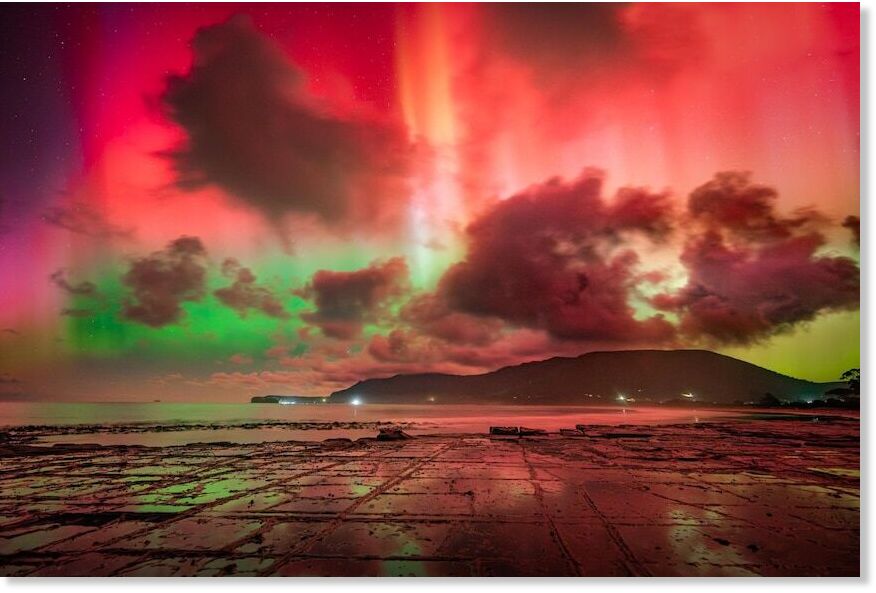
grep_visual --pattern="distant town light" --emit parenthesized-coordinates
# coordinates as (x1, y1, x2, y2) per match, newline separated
(617, 394, 626, 402)
(350, 398, 362, 406)
(681, 392, 695, 399)
(279, 400, 295, 405)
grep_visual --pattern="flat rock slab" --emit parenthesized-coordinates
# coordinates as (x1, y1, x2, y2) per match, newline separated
(0, 417, 859, 576)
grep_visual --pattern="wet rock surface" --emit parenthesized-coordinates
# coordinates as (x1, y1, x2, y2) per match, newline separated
(0, 416, 859, 576)
(3, 420, 423, 443)
(489, 426, 519, 436)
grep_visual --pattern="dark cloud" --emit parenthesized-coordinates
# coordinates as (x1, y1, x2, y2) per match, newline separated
(653, 174, 860, 345)
(60, 308, 94, 318)
(400, 293, 503, 346)
(367, 329, 422, 364)
(608, 187, 675, 238)
(214, 258, 290, 320)
(162, 15, 412, 225)
(49, 269, 99, 297)
(297, 257, 409, 339)
(436, 170, 676, 343)
(489, 3, 628, 71)
(121, 236, 207, 328)
(42, 202, 132, 239)
(50, 269, 102, 319)
(842, 215, 860, 246)
(487, 2, 700, 82)
(688, 172, 825, 241)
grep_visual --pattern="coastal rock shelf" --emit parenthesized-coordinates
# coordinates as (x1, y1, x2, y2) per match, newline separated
(0, 420, 424, 442)
(0, 416, 860, 576)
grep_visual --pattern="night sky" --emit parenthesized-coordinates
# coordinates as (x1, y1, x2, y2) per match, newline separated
(0, 3, 860, 402)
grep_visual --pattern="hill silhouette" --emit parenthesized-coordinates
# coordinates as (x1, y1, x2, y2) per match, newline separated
(328, 349, 839, 405)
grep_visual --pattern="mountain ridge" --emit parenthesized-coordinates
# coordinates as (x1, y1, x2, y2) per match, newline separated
(328, 349, 842, 405)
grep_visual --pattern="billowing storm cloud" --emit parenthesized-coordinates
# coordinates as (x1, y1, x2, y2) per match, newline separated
(687, 172, 826, 242)
(297, 257, 409, 339)
(653, 173, 860, 345)
(162, 15, 412, 226)
(214, 258, 289, 319)
(121, 236, 208, 327)
(435, 170, 676, 343)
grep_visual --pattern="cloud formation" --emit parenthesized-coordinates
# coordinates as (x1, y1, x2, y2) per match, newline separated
(843, 215, 860, 246)
(687, 172, 825, 242)
(436, 170, 676, 342)
(162, 15, 412, 226)
(484, 3, 700, 87)
(42, 202, 132, 239)
(653, 173, 860, 344)
(400, 293, 503, 347)
(121, 236, 207, 327)
(49, 269, 98, 297)
(297, 257, 409, 339)
(60, 308, 94, 318)
(488, 3, 629, 73)
(214, 258, 290, 320)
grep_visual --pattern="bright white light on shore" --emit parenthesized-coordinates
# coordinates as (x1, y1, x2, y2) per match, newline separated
(279, 400, 295, 405)
(617, 394, 626, 402)
(351, 398, 362, 406)
(681, 392, 694, 399)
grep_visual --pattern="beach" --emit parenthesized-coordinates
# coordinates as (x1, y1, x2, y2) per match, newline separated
(0, 410, 860, 576)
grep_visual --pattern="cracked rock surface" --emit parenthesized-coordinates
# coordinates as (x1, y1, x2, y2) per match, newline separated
(0, 416, 859, 576)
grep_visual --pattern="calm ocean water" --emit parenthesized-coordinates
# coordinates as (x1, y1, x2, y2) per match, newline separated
(0, 402, 743, 446)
